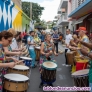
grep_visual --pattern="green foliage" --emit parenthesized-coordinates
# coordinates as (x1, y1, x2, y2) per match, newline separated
(22, 2, 44, 23)
(22, 2, 30, 18)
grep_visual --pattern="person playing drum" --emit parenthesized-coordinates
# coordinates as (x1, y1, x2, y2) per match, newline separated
(78, 41, 92, 92)
(40, 34, 58, 63)
(68, 27, 89, 72)
(0, 31, 18, 92)
(39, 34, 57, 87)
(34, 33, 41, 46)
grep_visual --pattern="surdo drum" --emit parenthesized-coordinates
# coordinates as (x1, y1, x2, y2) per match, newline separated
(72, 69, 89, 92)
(41, 61, 57, 83)
(4, 74, 29, 92)
(35, 46, 40, 61)
(8, 65, 30, 76)
(20, 57, 32, 67)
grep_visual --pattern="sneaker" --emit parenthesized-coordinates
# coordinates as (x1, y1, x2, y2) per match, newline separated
(62, 64, 66, 66)
(65, 65, 71, 67)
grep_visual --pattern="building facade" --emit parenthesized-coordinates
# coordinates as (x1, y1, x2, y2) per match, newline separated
(0, 0, 34, 32)
(12, 0, 21, 9)
(68, 0, 92, 34)
(57, 0, 70, 37)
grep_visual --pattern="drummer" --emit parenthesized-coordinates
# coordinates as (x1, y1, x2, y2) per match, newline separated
(0, 31, 18, 92)
(27, 31, 36, 68)
(34, 33, 41, 46)
(78, 41, 92, 92)
(3, 28, 24, 61)
(68, 27, 89, 72)
(39, 34, 57, 86)
(40, 34, 58, 65)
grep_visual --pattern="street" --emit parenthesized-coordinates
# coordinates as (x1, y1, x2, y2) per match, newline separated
(27, 44, 74, 92)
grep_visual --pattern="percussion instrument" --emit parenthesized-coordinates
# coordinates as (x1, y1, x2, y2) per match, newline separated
(35, 46, 40, 61)
(72, 69, 89, 92)
(4, 74, 29, 91)
(8, 65, 30, 76)
(66, 51, 77, 65)
(41, 61, 57, 83)
(74, 56, 89, 71)
(20, 57, 32, 66)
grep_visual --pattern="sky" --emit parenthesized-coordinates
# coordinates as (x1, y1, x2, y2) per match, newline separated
(22, 0, 60, 22)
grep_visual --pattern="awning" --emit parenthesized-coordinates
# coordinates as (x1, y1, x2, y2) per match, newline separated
(74, 14, 91, 24)
(68, 0, 92, 18)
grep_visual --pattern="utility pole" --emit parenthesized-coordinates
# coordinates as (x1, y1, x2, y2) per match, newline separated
(30, 2, 32, 19)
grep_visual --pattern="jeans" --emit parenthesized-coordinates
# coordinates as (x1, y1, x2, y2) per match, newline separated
(65, 49, 68, 64)
(29, 49, 36, 67)
(54, 43, 58, 53)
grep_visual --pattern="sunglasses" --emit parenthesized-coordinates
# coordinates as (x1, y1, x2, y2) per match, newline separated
(8, 40, 12, 43)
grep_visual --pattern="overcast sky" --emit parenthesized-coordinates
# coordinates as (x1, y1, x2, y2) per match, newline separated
(22, 0, 60, 22)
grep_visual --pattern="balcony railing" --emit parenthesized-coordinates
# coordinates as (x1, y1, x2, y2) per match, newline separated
(57, 13, 68, 25)
(71, 0, 86, 12)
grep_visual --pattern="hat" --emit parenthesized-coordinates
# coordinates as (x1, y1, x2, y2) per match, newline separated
(76, 27, 86, 32)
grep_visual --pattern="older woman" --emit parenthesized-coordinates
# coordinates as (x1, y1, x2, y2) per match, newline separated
(0, 31, 17, 92)
(40, 34, 57, 65)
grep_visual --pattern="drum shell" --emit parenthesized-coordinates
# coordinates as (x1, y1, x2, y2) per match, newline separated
(66, 51, 76, 65)
(7, 68, 29, 76)
(41, 68, 56, 82)
(4, 79, 28, 91)
(35, 48, 40, 61)
(73, 75, 89, 88)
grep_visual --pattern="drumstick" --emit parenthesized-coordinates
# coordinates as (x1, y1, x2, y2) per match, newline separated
(15, 60, 24, 65)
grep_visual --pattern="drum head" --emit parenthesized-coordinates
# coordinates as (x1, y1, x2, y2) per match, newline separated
(13, 65, 29, 70)
(35, 46, 40, 49)
(42, 61, 57, 70)
(4, 74, 29, 82)
(20, 57, 32, 60)
(72, 69, 89, 77)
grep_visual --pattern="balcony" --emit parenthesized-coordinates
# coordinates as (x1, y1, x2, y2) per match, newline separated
(57, 0, 68, 14)
(69, 0, 92, 18)
(57, 13, 69, 25)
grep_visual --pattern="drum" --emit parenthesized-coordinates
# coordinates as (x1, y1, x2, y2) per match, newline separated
(41, 61, 57, 83)
(8, 65, 30, 76)
(72, 69, 89, 91)
(20, 57, 32, 66)
(35, 46, 40, 61)
(4, 74, 29, 92)
(66, 51, 77, 65)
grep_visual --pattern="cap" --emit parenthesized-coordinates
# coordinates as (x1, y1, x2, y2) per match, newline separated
(76, 27, 87, 32)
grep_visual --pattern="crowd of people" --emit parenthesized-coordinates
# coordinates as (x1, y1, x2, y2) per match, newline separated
(0, 28, 63, 91)
(62, 27, 92, 92)
(1, 26, 92, 91)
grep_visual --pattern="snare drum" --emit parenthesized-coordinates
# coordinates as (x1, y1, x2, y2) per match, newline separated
(72, 69, 89, 89)
(20, 57, 32, 66)
(8, 65, 30, 76)
(66, 51, 77, 65)
(35, 46, 40, 61)
(4, 74, 29, 91)
(41, 61, 57, 83)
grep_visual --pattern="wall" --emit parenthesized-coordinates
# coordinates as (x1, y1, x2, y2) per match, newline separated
(12, 0, 21, 9)
(12, 5, 31, 32)
(0, 0, 14, 31)
(0, 0, 33, 32)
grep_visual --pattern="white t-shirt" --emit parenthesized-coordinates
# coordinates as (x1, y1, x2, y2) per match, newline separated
(65, 34, 73, 45)
(27, 36, 34, 49)
(10, 38, 18, 50)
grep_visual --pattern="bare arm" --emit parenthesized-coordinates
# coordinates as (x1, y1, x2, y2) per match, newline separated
(80, 41, 92, 49)
(3, 47, 21, 56)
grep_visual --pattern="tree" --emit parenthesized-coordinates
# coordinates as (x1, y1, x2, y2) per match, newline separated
(22, 2, 44, 22)
(22, 2, 30, 17)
